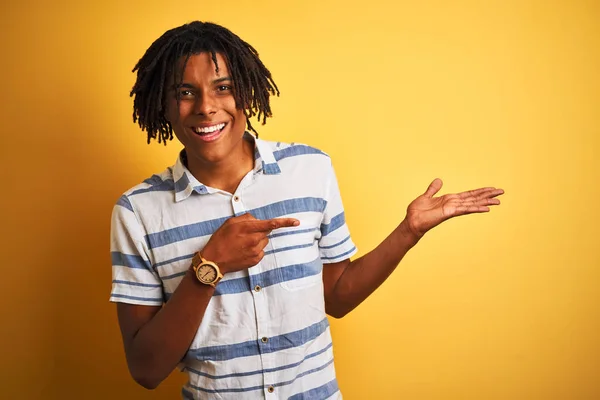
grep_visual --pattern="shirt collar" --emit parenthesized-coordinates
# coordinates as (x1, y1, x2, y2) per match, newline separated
(173, 132, 281, 202)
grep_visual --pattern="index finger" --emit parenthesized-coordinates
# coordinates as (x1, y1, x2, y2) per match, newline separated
(457, 187, 499, 199)
(246, 218, 300, 233)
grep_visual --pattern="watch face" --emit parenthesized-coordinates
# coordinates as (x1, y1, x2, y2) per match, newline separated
(196, 264, 218, 284)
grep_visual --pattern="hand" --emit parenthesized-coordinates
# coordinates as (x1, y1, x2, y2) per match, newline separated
(200, 213, 300, 274)
(403, 178, 504, 239)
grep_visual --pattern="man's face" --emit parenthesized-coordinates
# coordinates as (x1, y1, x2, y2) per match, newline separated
(165, 52, 247, 168)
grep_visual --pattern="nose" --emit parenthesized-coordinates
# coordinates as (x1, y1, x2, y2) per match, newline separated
(193, 92, 217, 116)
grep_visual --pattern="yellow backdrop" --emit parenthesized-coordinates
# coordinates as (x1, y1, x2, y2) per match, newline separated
(1, 0, 598, 399)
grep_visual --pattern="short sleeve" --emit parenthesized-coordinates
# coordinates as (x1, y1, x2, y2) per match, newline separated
(109, 195, 164, 306)
(318, 162, 358, 263)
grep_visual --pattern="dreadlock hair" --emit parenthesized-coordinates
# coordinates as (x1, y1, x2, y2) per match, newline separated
(130, 21, 279, 144)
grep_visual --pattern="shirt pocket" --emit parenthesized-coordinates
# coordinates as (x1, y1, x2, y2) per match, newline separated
(267, 219, 323, 292)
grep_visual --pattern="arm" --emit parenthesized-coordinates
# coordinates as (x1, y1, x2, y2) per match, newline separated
(114, 213, 299, 389)
(323, 179, 504, 318)
(117, 272, 214, 389)
(323, 220, 417, 318)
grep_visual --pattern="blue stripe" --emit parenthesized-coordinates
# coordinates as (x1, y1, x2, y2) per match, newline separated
(319, 235, 350, 250)
(145, 215, 230, 250)
(116, 195, 133, 212)
(212, 276, 250, 296)
(190, 383, 263, 394)
(320, 212, 346, 236)
(214, 257, 322, 296)
(263, 162, 281, 174)
(189, 358, 335, 394)
(111, 252, 152, 271)
(288, 379, 339, 400)
(174, 174, 191, 194)
(110, 293, 163, 303)
(154, 253, 194, 268)
(275, 358, 334, 388)
(142, 174, 165, 186)
(269, 227, 318, 239)
(236, 197, 327, 220)
(264, 242, 314, 256)
(130, 179, 174, 196)
(112, 280, 161, 288)
(184, 342, 333, 380)
(321, 246, 356, 261)
(186, 317, 329, 362)
(162, 271, 187, 281)
(181, 387, 194, 399)
(273, 145, 327, 161)
(146, 197, 326, 249)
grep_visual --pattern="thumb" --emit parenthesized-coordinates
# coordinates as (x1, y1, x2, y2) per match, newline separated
(424, 178, 443, 198)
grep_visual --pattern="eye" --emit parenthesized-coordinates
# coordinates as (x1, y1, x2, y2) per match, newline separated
(179, 89, 194, 98)
(217, 85, 232, 92)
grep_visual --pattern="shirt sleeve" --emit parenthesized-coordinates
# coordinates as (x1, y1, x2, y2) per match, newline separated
(109, 195, 164, 306)
(318, 161, 358, 263)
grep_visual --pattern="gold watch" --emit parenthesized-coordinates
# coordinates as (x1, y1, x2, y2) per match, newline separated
(191, 253, 223, 287)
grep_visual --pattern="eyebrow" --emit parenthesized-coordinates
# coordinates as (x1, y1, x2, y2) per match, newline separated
(172, 76, 232, 90)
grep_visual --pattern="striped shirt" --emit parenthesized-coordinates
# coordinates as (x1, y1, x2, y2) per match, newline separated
(110, 134, 357, 399)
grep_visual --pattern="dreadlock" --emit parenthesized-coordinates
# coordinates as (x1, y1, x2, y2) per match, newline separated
(130, 21, 279, 144)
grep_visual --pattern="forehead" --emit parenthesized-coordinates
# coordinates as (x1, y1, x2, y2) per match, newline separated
(172, 52, 229, 83)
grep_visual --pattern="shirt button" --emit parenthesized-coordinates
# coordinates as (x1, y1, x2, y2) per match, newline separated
(233, 195, 240, 202)
(254, 285, 262, 292)
(267, 386, 275, 393)
(261, 337, 268, 343)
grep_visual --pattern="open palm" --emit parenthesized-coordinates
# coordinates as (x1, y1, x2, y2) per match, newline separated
(405, 178, 504, 238)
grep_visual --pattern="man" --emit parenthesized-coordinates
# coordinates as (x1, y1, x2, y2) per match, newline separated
(110, 21, 503, 399)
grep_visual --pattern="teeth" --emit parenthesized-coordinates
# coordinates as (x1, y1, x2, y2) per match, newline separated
(195, 123, 225, 134)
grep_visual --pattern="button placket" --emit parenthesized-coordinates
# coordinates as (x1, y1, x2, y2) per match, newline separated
(231, 193, 245, 215)
(255, 295, 275, 391)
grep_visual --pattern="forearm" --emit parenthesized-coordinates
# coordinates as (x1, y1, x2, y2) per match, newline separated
(326, 219, 420, 318)
(123, 269, 214, 389)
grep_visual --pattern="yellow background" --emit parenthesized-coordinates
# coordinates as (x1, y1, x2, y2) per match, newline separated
(1, 0, 598, 399)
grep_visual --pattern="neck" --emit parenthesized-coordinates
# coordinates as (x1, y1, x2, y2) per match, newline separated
(186, 137, 255, 194)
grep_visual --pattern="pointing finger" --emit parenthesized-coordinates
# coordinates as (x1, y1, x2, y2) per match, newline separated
(247, 218, 300, 233)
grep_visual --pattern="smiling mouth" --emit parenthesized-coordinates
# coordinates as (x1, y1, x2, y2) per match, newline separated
(192, 123, 227, 141)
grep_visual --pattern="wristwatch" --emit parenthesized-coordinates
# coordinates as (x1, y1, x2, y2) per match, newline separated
(191, 253, 223, 287)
